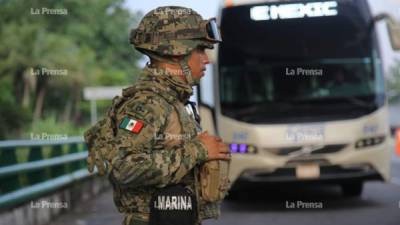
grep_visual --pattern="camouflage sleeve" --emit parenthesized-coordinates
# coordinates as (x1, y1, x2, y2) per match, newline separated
(109, 98, 208, 188)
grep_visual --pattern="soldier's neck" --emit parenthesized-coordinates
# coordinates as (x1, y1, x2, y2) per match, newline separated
(151, 61, 187, 83)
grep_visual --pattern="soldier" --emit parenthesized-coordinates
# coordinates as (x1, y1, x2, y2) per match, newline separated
(84, 6, 230, 225)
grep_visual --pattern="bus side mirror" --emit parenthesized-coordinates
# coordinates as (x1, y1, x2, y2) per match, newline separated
(387, 19, 400, 50)
(205, 48, 218, 64)
(372, 13, 400, 51)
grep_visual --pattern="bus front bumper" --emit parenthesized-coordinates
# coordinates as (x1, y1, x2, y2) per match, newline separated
(236, 164, 383, 184)
(229, 142, 391, 185)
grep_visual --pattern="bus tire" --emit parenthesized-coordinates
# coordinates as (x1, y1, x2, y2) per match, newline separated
(225, 189, 240, 201)
(341, 181, 363, 197)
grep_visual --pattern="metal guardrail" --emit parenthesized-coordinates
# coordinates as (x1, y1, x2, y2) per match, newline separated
(0, 137, 84, 148)
(0, 152, 87, 178)
(0, 169, 90, 209)
(0, 137, 92, 209)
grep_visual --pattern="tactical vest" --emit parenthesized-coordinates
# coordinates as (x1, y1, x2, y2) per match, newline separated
(84, 67, 229, 224)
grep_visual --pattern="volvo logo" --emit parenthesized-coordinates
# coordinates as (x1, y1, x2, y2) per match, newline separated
(288, 145, 324, 158)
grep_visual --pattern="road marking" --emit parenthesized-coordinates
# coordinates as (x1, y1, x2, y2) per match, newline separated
(391, 177, 400, 186)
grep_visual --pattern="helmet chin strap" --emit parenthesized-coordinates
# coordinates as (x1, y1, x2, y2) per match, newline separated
(143, 50, 199, 86)
(179, 54, 199, 86)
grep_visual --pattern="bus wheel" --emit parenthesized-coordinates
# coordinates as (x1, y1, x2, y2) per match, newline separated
(225, 189, 241, 201)
(341, 182, 363, 197)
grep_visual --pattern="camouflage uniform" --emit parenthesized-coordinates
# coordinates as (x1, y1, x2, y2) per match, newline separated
(84, 6, 223, 225)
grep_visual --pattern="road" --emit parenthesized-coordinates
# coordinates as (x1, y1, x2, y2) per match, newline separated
(51, 145, 400, 225)
(204, 162, 400, 225)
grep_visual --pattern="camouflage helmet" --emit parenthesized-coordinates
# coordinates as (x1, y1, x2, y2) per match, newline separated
(130, 6, 222, 57)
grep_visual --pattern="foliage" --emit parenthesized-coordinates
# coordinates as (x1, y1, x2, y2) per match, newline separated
(0, 0, 143, 139)
(0, 78, 31, 139)
(22, 114, 89, 139)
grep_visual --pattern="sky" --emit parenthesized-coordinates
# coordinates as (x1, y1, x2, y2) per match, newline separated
(123, 0, 400, 73)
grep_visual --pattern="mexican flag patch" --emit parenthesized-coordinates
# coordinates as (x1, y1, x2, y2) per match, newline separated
(119, 116, 144, 133)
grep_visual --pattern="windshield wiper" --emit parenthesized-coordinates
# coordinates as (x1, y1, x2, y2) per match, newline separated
(341, 96, 376, 108)
(234, 101, 293, 117)
(289, 96, 376, 108)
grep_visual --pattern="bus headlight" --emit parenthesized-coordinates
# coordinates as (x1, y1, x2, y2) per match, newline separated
(229, 143, 257, 154)
(355, 136, 385, 149)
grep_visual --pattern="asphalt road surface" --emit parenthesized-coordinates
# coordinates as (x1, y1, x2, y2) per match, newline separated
(52, 145, 400, 225)
(205, 151, 400, 225)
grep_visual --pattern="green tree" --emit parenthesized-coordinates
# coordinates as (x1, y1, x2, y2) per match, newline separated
(0, 0, 142, 139)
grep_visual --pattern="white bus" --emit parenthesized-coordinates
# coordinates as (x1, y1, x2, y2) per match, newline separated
(198, 0, 400, 196)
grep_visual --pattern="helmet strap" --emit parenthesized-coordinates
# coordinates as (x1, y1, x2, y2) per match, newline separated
(179, 55, 199, 86)
(142, 50, 199, 86)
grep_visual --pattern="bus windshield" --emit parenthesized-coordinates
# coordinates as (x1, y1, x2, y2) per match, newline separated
(218, 0, 384, 123)
(221, 58, 375, 102)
